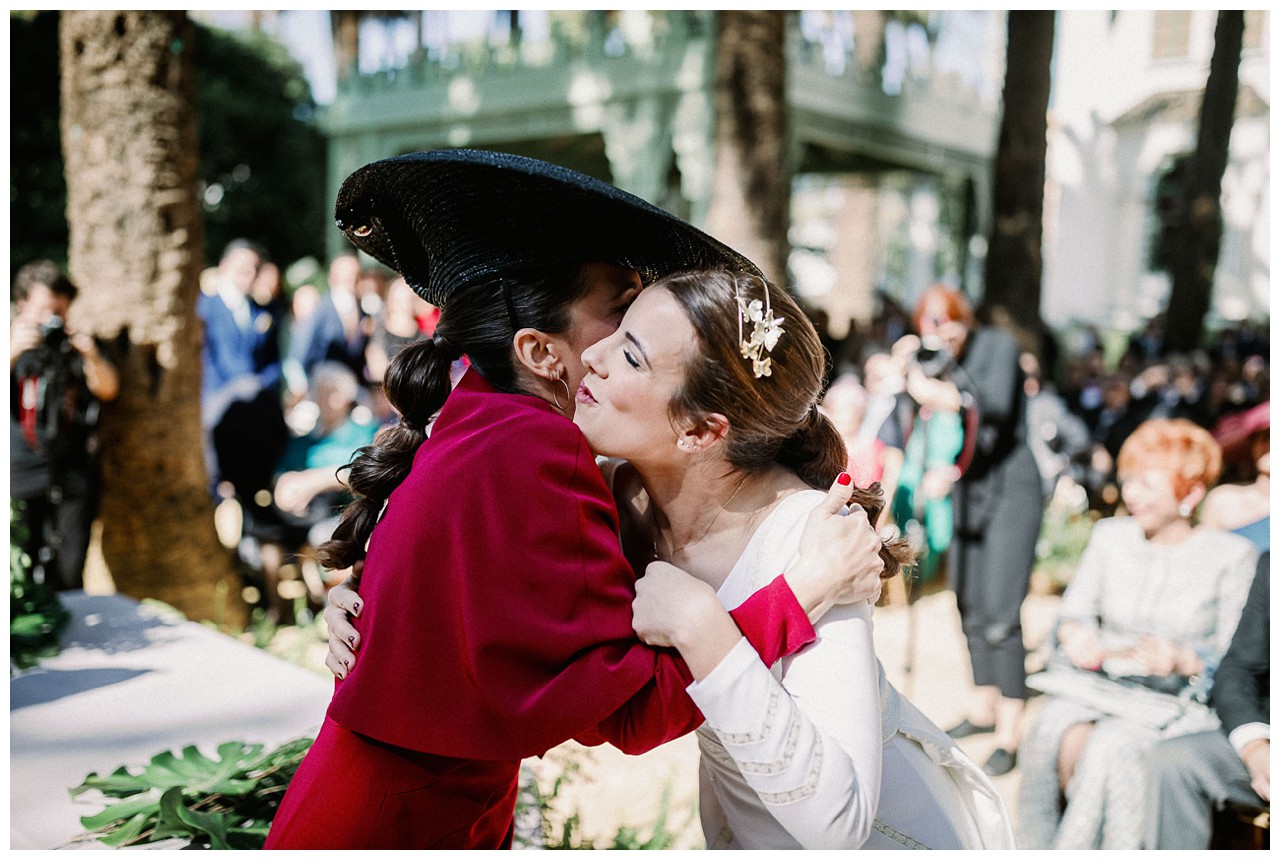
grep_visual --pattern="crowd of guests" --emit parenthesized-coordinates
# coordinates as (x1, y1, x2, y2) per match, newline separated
(11, 249, 1269, 847)
(811, 287, 1269, 848)
(196, 239, 442, 622)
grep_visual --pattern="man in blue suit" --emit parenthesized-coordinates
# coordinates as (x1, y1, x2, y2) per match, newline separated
(284, 252, 369, 402)
(198, 239, 288, 504)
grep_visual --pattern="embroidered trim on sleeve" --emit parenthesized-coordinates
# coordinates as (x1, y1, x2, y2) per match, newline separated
(758, 735, 824, 805)
(714, 683, 780, 745)
(872, 818, 931, 849)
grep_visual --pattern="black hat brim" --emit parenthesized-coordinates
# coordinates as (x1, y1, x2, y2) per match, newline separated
(334, 149, 761, 306)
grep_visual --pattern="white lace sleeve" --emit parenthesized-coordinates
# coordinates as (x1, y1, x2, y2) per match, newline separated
(687, 600, 884, 848)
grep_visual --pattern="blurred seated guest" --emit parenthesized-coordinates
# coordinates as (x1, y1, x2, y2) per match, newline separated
(1087, 373, 1130, 446)
(818, 372, 903, 511)
(1143, 552, 1269, 849)
(884, 336, 969, 586)
(1021, 351, 1093, 500)
(10, 260, 119, 591)
(355, 266, 388, 323)
(1202, 400, 1269, 553)
(250, 361, 378, 621)
(251, 259, 288, 321)
(198, 239, 288, 504)
(286, 252, 370, 401)
(860, 350, 915, 454)
(1126, 315, 1166, 365)
(1017, 418, 1259, 849)
(366, 276, 433, 424)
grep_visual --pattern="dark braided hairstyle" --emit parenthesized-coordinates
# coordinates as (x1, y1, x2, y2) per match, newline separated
(316, 263, 591, 571)
(661, 269, 913, 580)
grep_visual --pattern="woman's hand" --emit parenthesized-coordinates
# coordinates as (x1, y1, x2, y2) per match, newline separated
(905, 365, 963, 413)
(785, 473, 885, 622)
(1130, 635, 1201, 677)
(1243, 739, 1270, 802)
(1058, 621, 1104, 671)
(632, 561, 722, 649)
(632, 561, 743, 679)
(323, 562, 364, 680)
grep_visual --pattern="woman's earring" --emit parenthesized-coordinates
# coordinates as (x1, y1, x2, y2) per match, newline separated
(1178, 500, 1193, 518)
(549, 370, 571, 414)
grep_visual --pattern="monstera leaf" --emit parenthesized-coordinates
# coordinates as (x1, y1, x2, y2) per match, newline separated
(70, 737, 312, 849)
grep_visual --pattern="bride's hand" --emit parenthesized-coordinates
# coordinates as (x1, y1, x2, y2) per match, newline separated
(324, 562, 365, 680)
(632, 561, 744, 679)
(786, 473, 885, 620)
(631, 561, 722, 649)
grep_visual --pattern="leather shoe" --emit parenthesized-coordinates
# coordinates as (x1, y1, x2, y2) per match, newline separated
(983, 747, 1017, 777)
(945, 718, 995, 739)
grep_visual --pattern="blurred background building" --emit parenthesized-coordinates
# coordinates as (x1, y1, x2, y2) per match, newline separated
(193, 9, 1269, 343)
(1043, 10, 1270, 339)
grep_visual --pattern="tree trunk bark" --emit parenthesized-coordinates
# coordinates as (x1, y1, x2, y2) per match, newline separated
(59, 11, 247, 627)
(706, 11, 791, 286)
(331, 11, 360, 83)
(981, 11, 1055, 359)
(1164, 11, 1244, 353)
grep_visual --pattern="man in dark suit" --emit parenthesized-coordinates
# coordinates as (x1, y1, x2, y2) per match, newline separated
(197, 239, 287, 502)
(1143, 551, 1270, 848)
(285, 252, 369, 398)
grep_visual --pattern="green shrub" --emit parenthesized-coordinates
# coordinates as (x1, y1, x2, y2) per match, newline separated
(69, 738, 312, 849)
(10, 499, 69, 671)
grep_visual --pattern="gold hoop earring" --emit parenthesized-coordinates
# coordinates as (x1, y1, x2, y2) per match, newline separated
(550, 370, 571, 413)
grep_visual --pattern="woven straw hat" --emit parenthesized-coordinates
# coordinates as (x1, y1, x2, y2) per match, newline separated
(334, 149, 761, 306)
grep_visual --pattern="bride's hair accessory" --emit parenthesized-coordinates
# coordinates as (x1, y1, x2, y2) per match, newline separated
(735, 276, 785, 378)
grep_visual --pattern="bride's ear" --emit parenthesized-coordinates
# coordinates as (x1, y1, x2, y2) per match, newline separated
(677, 413, 730, 453)
(512, 327, 563, 382)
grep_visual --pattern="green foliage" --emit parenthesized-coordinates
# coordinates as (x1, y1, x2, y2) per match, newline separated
(194, 24, 327, 267)
(10, 499, 70, 671)
(69, 737, 313, 849)
(1034, 478, 1097, 592)
(9, 11, 68, 278)
(516, 758, 692, 850)
(9, 11, 327, 280)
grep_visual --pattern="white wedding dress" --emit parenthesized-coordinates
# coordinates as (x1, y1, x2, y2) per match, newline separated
(687, 490, 1015, 849)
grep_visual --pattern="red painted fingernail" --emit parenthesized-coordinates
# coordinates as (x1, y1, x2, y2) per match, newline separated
(837, 472, 852, 486)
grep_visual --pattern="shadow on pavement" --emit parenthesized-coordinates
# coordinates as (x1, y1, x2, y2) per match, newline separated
(11, 666, 153, 710)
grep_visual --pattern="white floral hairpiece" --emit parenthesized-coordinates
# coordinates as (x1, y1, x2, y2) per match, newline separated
(736, 281, 785, 378)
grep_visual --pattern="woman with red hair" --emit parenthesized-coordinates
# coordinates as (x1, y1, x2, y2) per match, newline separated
(893, 284, 1045, 777)
(1016, 418, 1258, 849)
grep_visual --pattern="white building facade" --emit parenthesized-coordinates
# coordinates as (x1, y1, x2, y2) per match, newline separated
(1042, 10, 1270, 336)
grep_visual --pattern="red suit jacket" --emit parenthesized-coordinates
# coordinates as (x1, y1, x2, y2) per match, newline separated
(327, 370, 815, 760)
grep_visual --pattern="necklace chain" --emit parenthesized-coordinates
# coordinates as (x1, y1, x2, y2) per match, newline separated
(655, 474, 750, 560)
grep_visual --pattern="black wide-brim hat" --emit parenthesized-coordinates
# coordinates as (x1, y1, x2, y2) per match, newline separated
(334, 148, 762, 306)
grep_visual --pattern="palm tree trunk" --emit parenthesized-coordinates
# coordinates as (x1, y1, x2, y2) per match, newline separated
(981, 11, 1055, 358)
(1164, 11, 1244, 353)
(706, 11, 791, 286)
(59, 11, 247, 626)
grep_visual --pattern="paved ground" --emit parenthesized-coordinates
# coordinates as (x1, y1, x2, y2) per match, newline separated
(525, 581, 1062, 848)
(10, 592, 333, 850)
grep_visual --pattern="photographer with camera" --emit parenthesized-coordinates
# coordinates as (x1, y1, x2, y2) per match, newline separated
(893, 285, 1045, 778)
(10, 260, 119, 591)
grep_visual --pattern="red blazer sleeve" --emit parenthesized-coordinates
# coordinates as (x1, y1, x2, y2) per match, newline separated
(579, 575, 816, 753)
